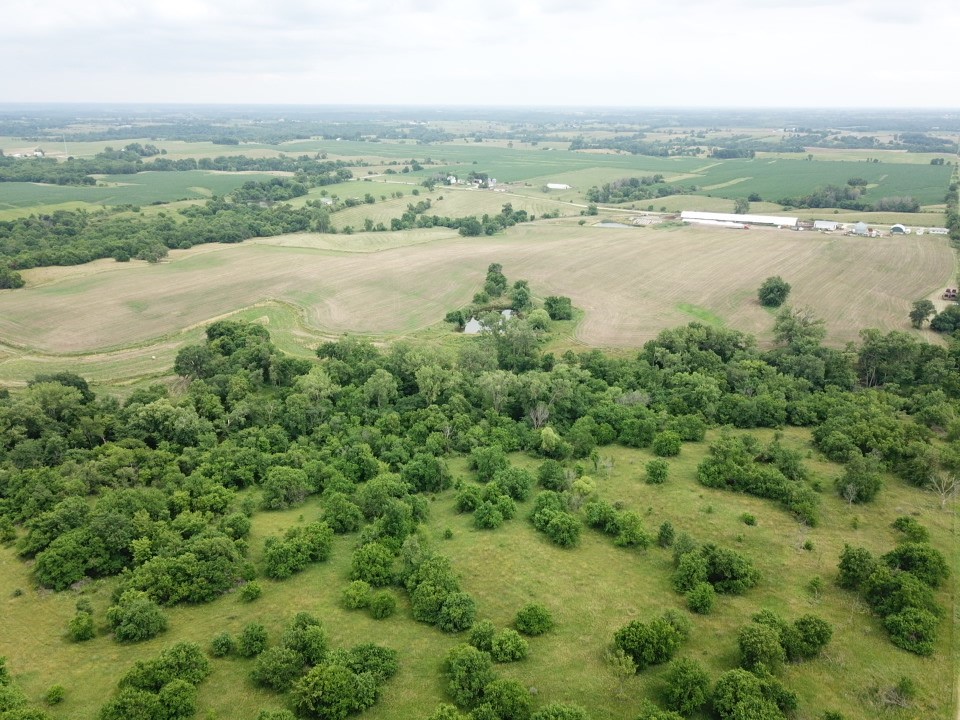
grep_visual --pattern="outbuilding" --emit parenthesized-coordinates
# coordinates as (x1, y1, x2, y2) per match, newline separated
(813, 220, 841, 231)
(680, 211, 798, 228)
(546, 183, 572, 190)
(852, 222, 869, 236)
(890, 224, 908, 234)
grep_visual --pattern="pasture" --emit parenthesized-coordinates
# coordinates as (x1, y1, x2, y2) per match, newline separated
(0, 428, 954, 720)
(0, 221, 952, 388)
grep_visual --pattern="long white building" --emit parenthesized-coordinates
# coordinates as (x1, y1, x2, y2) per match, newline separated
(681, 211, 799, 228)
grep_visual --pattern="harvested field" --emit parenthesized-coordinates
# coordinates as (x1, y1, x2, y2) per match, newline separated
(0, 223, 952, 382)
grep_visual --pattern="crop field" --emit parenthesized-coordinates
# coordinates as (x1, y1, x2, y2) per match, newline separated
(0, 428, 954, 720)
(0, 221, 951, 387)
(0, 170, 282, 211)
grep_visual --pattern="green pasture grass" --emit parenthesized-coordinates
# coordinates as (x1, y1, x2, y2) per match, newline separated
(1, 428, 954, 719)
(758, 148, 958, 165)
(676, 303, 726, 326)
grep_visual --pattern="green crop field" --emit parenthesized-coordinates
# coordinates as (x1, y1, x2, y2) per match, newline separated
(0, 170, 283, 211)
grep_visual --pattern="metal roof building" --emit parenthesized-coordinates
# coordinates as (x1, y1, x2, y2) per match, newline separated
(680, 211, 799, 227)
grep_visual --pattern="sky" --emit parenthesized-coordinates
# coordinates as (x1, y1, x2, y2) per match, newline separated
(3, 0, 959, 107)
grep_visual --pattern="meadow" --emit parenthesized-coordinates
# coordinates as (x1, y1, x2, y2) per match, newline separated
(1, 428, 954, 720)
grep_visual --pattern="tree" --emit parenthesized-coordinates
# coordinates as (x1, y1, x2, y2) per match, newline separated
(483, 679, 532, 720)
(238, 623, 269, 657)
(613, 615, 685, 671)
(652, 431, 682, 457)
(835, 453, 883, 504)
(544, 296, 574, 321)
(251, 647, 305, 692)
(884, 608, 938, 656)
(645, 459, 669, 484)
(663, 658, 710, 716)
(350, 542, 395, 587)
(291, 663, 376, 720)
(773, 305, 826, 351)
(686, 582, 715, 614)
(734, 198, 750, 215)
(758, 276, 791, 308)
(909, 299, 936, 328)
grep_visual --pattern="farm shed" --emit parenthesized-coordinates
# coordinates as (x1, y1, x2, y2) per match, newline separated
(680, 211, 798, 228)
(546, 183, 572, 190)
(929, 227, 949, 235)
(852, 222, 869, 236)
(890, 224, 908, 234)
(814, 220, 841, 231)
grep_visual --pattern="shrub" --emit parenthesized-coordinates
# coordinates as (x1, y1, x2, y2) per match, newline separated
(515, 604, 554, 635)
(544, 512, 581, 548)
(474, 502, 505, 530)
(251, 646, 305, 692)
(491, 467, 534, 502)
(531, 704, 590, 720)
(443, 644, 496, 707)
(652, 431, 682, 457)
(341, 580, 373, 610)
(470, 446, 509, 482)
(210, 632, 235, 657)
(613, 614, 685, 671)
(891, 516, 929, 543)
(281, 614, 329, 666)
(455, 486, 482, 513)
(45, 685, 65, 705)
(239, 581, 263, 602)
(491, 629, 528, 663)
(537, 460, 569, 491)
(884, 608, 939, 656)
(645, 459, 669, 484)
(836, 545, 877, 590)
(741, 513, 757, 526)
(68, 610, 96, 641)
(663, 658, 710, 716)
(882, 542, 949, 588)
(469, 620, 497, 653)
(483, 678, 532, 720)
(369, 592, 397, 620)
(782, 615, 833, 661)
(657, 521, 675, 548)
(686, 582, 715, 614)
(106, 590, 168, 643)
(291, 663, 378, 720)
(738, 623, 786, 673)
(350, 542, 395, 587)
(237, 623, 268, 657)
(437, 592, 477, 633)
(322, 493, 364, 534)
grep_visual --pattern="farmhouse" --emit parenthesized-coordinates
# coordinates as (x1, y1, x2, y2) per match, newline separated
(813, 220, 841, 231)
(680, 211, 798, 228)
(546, 183, 572, 190)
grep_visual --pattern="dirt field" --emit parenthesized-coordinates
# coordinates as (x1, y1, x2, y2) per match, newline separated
(0, 222, 953, 384)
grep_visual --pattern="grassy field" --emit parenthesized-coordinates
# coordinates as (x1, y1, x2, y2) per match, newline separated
(1, 427, 954, 720)
(0, 221, 952, 386)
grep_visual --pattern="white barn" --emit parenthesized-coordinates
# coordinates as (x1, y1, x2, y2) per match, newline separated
(680, 211, 798, 228)
(813, 220, 841, 231)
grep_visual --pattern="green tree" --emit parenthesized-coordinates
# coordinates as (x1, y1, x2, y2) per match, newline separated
(106, 590, 167, 643)
(738, 622, 786, 673)
(645, 459, 669, 484)
(443, 644, 495, 707)
(350, 542, 395, 587)
(663, 657, 711, 716)
(734, 198, 751, 215)
(251, 647, 305, 692)
(491, 629, 528, 662)
(758, 276, 791, 307)
(909, 299, 936, 328)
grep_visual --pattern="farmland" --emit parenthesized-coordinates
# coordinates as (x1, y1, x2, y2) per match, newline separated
(0, 221, 952, 387)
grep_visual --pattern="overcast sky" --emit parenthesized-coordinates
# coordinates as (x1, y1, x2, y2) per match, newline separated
(3, 0, 958, 107)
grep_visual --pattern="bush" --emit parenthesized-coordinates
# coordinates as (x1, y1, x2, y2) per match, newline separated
(491, 629, 528, 662)
(537, 460, 569, 491)
(237, 623, 268, 657)
(782, 615, 833, 661)
(657, 521, 675, 548)
(663, 658, 710, 716)
(836, 545, 877, 590)
(291, 663, 378, 720)
(443, 644, 496, 707)
(322, 493, 364, 534)
(483, 678, 532, 720)
(45, 685, 65, 705)
(835, 454, 883, 504)
(455, 486, 482, 513)
(531, 704, 590, 720)
(369, 592, 397, 620)
(341, 580, 373, 610)
(251, 646, 305, 692)
(210, 632, 235, 657)
(652, 431, 682, 457)
(469, 620, 497, 652)
(470, 446, 509, 482)
(884, 608, 938, 656)
(239, 581, 263, 602)
(645, 459, 669, 485)
(544, 512, 581, 548)
(515, 604, 554, 636)
(686, 582, 716, 614)
(106, 590, 168, 643)
(738, 623, 786, 673)
(437, 592, 477, 633)
(882, 542, 949, 588)
(613, 614, 685, 671)
(281, 614, 329, 666)
(474, 502, 505, 530)
(891, 516, 929, 543)
(68, 610, 96, 641)
(350, 542, 395, 587)
(741, 513, 757, 526)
